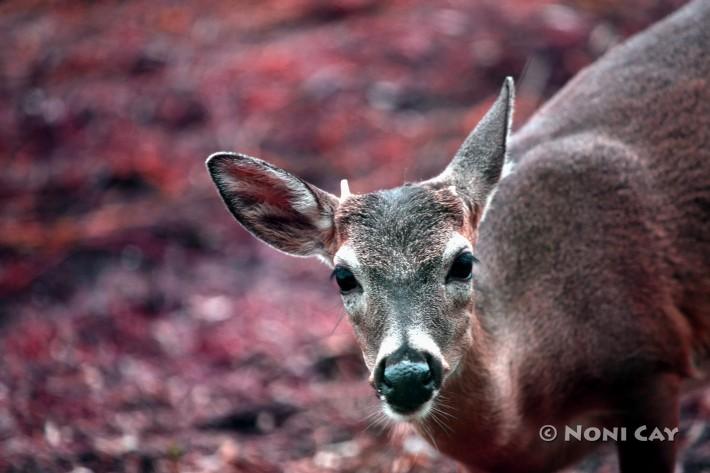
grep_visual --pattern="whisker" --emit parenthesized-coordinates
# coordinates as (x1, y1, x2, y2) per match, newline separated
(430, 407, 454, 435)
(367, 414, 389, 434)
(363, 402, 392, 435)
(432, 395, 457, 419)
(417, 418, 439, 452)
(432, 402, 456, 420)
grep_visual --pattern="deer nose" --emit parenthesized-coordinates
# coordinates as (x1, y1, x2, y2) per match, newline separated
(374, 346, 442, 414)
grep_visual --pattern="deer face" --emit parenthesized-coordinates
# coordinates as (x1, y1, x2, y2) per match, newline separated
(334, 185, 480, 420)
(207, 78, 513, 421)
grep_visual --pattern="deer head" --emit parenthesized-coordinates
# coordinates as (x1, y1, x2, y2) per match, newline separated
(207, 78, 514, 421)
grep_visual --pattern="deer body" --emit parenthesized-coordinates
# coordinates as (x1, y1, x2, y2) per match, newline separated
(427, 3, 710, 471)
(206, 2, 709, 472)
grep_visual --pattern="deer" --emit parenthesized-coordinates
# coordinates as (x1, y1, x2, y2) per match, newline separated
(205, 1, 710, 471)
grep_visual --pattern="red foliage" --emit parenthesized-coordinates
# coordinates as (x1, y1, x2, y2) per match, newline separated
(1, 1, 706, 472)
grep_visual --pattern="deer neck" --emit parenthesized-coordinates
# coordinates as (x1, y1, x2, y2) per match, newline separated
(415, 312, 520, 463)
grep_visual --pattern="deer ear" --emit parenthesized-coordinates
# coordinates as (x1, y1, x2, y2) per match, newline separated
(206, 152, 339, 258)
(428, 77, 514, 211)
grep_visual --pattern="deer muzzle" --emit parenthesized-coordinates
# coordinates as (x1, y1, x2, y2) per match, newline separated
(374, 345, 443, 415)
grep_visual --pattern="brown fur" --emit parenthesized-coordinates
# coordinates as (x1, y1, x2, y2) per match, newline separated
(421, 2, 710, 471)
(206, 2, 709, 471)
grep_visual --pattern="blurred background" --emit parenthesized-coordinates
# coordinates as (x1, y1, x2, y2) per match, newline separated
(2, 1, 708, 472)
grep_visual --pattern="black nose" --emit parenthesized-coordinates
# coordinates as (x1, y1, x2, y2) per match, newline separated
(374, 346, 443, 414)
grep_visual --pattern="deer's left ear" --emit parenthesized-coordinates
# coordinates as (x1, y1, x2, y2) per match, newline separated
(426, 77, 514, 214)
(206, 152, 339, 259)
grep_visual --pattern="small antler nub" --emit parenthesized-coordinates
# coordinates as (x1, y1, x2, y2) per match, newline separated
(340, 179, 351, 200)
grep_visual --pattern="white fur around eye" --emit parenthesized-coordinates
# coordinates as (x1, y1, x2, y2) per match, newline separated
(334, 245, 367, 318)
(443, 232, 472, 262)
(443, 233, 474, 299)
(446, 279, 473, 300)
(334, 244, 361, 271)
(342, 291, 365, 312)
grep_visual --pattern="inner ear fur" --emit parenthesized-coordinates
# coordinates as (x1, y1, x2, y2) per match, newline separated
(206, 152, 339, 258)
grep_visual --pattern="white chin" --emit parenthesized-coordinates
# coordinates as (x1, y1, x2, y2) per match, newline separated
(382, 398, 434, 422)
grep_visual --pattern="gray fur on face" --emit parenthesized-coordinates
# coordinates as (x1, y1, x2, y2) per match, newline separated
(334, 185, 473, 365)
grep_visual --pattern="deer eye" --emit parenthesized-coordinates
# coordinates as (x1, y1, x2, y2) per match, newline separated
(333, 266, 360, 293)
(447, 252, 475, 282)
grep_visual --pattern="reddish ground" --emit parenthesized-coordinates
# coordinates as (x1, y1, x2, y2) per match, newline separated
(1, 1, 707, 472)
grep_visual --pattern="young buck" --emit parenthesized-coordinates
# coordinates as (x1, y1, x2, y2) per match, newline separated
(206, 1, 709, 471)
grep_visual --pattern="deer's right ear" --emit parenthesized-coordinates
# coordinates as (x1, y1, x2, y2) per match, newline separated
(206, 152, 339, 259)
